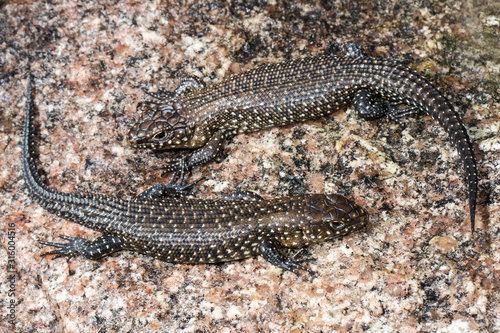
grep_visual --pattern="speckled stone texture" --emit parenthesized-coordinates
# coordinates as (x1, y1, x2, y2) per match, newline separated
(1, 0, 499, 332)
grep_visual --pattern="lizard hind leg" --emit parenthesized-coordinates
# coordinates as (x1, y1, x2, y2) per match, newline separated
(40, 234, 124, 260)
(354, 88, 419, 121)
(354, 89, 390, 120)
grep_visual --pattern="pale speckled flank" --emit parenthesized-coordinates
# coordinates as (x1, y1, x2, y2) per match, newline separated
(22, 76, 367, 271)
(128, 53, 477, 231)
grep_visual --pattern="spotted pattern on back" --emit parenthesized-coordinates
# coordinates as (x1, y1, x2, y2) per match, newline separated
(22, 76, 368, 271)
(128, 53, 477, 231)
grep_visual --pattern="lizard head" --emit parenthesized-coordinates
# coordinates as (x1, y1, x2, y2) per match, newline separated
(127, 101, 194, 150)
(303, 194, 368, 242)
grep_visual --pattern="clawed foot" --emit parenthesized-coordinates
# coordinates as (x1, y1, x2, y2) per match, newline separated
(278, 255, 315, 276)
(285, 248, 316, 275)
(134, 159, 204, 200)
(140, 85, 173, 102)
(39, 235, 89, 259)
(259, 238, 316, 275)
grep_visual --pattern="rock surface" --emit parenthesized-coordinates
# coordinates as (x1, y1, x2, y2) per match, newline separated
(1, 0, 499, 332)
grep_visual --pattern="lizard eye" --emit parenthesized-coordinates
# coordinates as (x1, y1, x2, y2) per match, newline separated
(152, 131, 167, 141)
